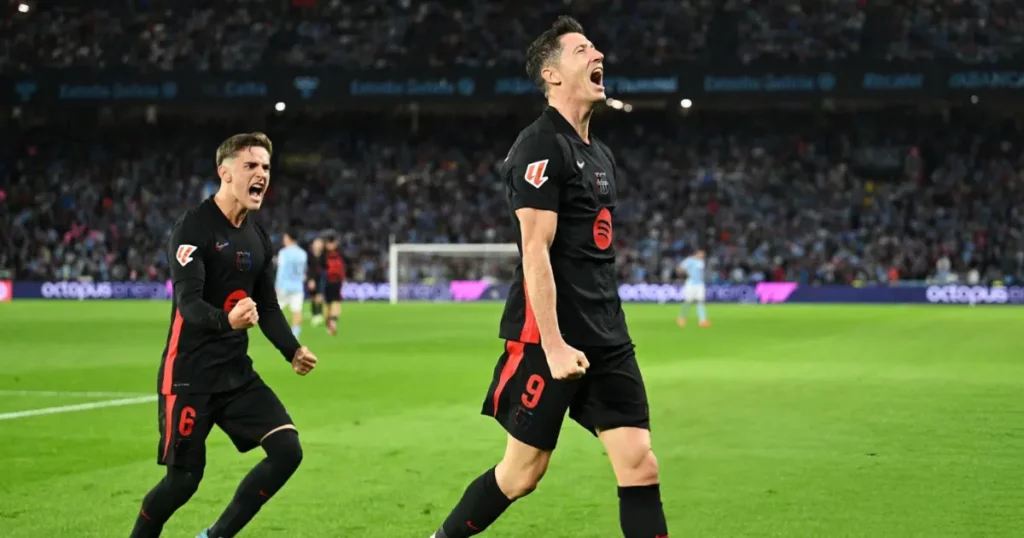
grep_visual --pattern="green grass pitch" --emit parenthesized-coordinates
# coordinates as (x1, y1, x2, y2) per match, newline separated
(0, 301, 1022, 537)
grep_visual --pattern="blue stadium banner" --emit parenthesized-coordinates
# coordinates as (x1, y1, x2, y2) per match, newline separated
(4, 62, 1024, 105)
(8, 280, 511, 302)
(12, 280, 173, 300)
(11, 280, 1024, 305)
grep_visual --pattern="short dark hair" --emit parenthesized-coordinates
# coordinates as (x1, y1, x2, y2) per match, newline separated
(526, 16, 585, 93)
(216, 132, 273, 167)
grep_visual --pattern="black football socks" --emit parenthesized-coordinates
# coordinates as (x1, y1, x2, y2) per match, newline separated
(207, 430, 303, 538)
(311, 301, 322, 317)
(435, 467, 514, 537)
(618, 484, 669, 537)
(129, 468, 203, 537)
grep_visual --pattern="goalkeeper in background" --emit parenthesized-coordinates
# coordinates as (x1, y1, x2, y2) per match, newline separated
(677, 249, 710, 327)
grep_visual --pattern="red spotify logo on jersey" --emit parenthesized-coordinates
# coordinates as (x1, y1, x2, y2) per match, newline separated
(223, 289, 248, 312)
(593, 208, 612, 250)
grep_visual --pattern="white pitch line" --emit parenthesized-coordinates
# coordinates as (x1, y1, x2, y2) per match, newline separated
(0, 395, 157, 421)
(0, 390, 150, 398)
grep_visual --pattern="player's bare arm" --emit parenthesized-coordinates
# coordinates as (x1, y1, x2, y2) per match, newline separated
(508, 128, 589, 381)
(517, 207, 589, 380)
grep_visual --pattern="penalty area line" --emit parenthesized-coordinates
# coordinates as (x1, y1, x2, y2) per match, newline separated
(0, 395, 157, 421)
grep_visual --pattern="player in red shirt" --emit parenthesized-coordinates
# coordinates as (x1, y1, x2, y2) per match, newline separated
(306, 237, 325, 326)
(321, 234, 346, 336)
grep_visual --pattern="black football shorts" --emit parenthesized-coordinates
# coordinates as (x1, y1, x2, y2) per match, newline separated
(324, 282, 343, 304)
(481, 340, 650, 451)
(157, 377, 294, 471)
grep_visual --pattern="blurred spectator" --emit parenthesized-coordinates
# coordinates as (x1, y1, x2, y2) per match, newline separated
(887, 0, 1024, 63)
(8, 0, 1024, 73)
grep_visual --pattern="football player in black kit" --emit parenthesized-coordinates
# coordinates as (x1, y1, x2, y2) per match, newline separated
(429, 17, 669, 538)
(306, 237, 325, 327)
(129, 132, 319, 538)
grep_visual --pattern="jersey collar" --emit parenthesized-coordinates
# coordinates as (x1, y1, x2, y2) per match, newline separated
(543, 106, 590, 145)
(204, 195, 250, 230)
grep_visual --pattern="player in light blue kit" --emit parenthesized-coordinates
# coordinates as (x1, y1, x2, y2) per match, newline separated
(275, 232, 308, 337)
(677, 249, 710, 327)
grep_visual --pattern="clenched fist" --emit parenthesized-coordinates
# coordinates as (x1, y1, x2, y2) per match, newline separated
(228, 297, 259, 329)
(544, 341, 589, 380)
(291, 346, 317, 376)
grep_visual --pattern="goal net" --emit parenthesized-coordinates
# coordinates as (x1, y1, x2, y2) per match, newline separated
(387, 243, 521, 304)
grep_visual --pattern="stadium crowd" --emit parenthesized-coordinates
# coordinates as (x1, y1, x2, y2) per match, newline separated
(2, 0, 1023, 73)
(4, 0, 1024, 287)
(3, 109, 1022, 287)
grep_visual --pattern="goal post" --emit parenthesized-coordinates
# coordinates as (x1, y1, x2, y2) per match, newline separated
(387, 242, 521, 304)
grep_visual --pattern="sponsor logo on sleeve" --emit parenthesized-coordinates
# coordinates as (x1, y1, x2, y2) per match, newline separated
(176, 244, 198, 267)
(524, 159, 550, 188)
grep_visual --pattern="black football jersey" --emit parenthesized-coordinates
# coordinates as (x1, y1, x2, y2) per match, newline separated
(308, 252, 324, 281)
(159, 197, 300, 395)
(498, 107, 631, 348)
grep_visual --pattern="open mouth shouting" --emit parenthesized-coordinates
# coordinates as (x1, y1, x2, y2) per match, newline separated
(589, 66, 604, 91)
(247, 181, 266, 205)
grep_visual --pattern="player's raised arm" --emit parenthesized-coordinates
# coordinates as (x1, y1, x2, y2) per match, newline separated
(169, 218, 233, 332)
(253, 232, 302, 363)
